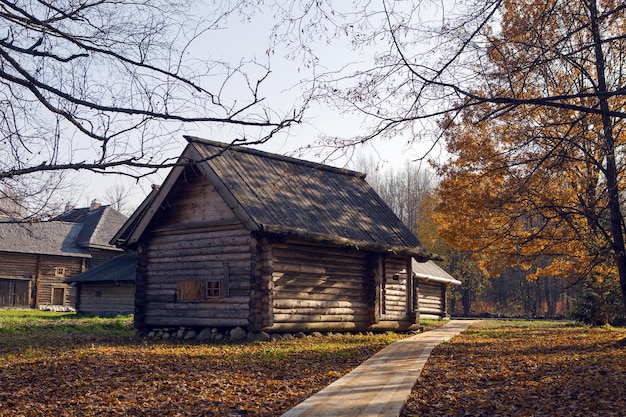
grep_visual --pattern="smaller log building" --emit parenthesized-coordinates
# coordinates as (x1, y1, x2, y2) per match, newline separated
(116, 137, 439, 333)
(65, 252, 136, 315)
(0, 204, 127, 309)
(412, 259, 461, 319)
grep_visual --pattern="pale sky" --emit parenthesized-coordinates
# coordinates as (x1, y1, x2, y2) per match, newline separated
(70, 2, 447, 214)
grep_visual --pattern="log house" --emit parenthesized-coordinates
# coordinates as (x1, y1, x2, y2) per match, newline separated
(116, 137, 439, 333)
(65, 252, 136, 315)
(0, 205, 127, 308)
(412, 259, 462, 319)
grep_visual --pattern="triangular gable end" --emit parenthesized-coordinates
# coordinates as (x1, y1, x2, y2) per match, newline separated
(121, 144, 260, 247)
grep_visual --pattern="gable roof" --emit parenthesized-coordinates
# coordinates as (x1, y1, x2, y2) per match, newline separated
(65, 252, 136, 283)
(53, 205, 127, 250)
(412, 259, 462, 285)
(0, 205, 127, 258)
(0, 221, 90, 257)
(120, 136, 435, 260)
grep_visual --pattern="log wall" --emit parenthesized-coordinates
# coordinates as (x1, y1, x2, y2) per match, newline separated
(0, 252, 83, 308)
(417, 280, 446, 318)
(35, 255, 83, 307)
(0, 252, 37, 280)
(139, 225, 253, 328)
(381, 256, 410, 321)
(86, 248, 123, 269)
(250, 237, 273, 331)
(267, 242, 374, 332)
(132, 167, 256, 329)
(154, 167, 238, 229)
(76, 282, 135, 314)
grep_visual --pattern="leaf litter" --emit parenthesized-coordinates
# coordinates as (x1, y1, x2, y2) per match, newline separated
(0, 329, 404, 417)
(402, 321, 626, 417)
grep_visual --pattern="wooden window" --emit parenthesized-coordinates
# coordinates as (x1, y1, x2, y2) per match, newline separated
(177, 264, 230, 302)
(54, 267, 66, 277)
(206, 280, 221, 298)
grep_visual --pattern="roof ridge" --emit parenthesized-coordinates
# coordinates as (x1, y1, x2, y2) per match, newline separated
(184, 136, 366, 179)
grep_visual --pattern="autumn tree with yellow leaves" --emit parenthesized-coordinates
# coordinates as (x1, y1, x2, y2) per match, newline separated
(433, 0, 626, 320)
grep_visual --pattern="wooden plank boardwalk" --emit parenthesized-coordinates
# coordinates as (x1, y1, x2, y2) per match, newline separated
(282, 320, 478, 417)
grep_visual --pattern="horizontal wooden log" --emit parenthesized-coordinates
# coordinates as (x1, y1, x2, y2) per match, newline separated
(420, 304, 444, 312)
(149, 219, 242, 235)
(148, 228, 249, 244)
(273, 313, 370, 323)
(146, 267, 250, 279)
(145, 308, 249, 319)
(384, 300, 407, 307)
(273, 273, 367, 284)
(419, 286, 444, 294)
(149, 252, 251, 264)
(273, 257, 369, 273)
(264, 322, 366, 332)
(144, 288, 175, 296)
(145, 316, 249, 327)
(273, 287, 366, 299)
(384, 312, 406, 319)
(145, 244, 251, 259)
(273, 250, 370, 266)
(272, 278, 365, 291)
(146, 260, 250, 273)
(419, 293, 444, 301)
(272, 263, 326, 274)
(148, 298, 250, 310)
(147, 236, 251, 253)
(272, 243, 370, 259)
(419, 314, 445, 319)
(264, 321, 421, 332)
(274, 307, 364, 316)
(419, 307, 446, 314)
(383, 288, 406, 297)
(420, 298, 443, 305)
(273, 299, 369, 309)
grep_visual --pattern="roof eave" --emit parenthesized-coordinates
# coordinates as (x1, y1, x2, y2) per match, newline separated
(414, 273, 462, 286)
(260, 224, 437, 260)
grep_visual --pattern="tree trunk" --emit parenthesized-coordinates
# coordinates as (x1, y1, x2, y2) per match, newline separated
(588, 0, 626, 315)
(461, 287, 472, 316)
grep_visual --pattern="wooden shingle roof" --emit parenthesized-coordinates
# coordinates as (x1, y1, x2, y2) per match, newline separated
(0, 205, 127, 258)
(53, 206, 127, 250)
(121, 137, 435, 260)
(412, 259, 462, 285)
(0, 222, 90, 257)
(65, 252, 136, 283)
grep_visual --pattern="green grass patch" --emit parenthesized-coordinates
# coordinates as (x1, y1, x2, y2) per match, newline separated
(0, 309, 135, 358)
(419, 319, 451, 332)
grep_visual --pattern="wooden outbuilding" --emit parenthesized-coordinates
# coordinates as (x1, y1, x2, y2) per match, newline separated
(412, 259, 461, 319)
(65, 252, 136, 315)
(0, 204, 127, 309)
(116, 137, 437, 333)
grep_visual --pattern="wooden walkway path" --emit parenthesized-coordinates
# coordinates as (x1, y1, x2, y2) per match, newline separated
(281, 320, 478, 417)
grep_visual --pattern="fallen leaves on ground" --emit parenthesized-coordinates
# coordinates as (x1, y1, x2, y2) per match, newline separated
(402, 320, 626, 417)
(0, 321, 405, 417)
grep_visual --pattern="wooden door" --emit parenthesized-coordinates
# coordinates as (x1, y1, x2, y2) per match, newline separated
(52, 287, 65, 305)
(0, 279, 30, 307)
